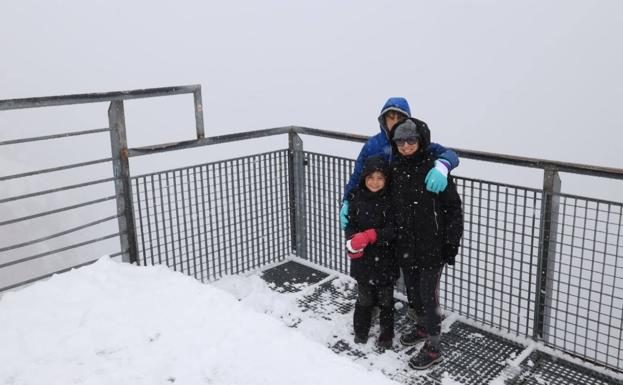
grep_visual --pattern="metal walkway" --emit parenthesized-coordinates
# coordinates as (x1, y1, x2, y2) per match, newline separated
(261, 260, 622, 385)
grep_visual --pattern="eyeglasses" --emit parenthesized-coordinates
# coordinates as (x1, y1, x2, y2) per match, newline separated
(394, 138, 419, 147)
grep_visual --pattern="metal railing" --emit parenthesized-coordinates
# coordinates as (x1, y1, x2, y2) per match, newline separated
(0, 85, 204, 291)
(2, 86, 622, 373)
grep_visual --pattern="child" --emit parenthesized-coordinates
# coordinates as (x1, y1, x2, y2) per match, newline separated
(345, 156, 398, 349)
(389, 118, 463, 369)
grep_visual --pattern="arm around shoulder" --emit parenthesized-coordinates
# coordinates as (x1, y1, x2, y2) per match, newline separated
(428, 142, 460, 171)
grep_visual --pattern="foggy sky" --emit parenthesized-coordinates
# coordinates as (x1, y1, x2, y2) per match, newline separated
(1, 0, 622, 197)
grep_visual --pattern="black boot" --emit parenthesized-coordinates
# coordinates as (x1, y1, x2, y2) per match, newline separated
(408, 340, 443, 370)
(376, 328, 394, 350)
(353, 303, 372, 344)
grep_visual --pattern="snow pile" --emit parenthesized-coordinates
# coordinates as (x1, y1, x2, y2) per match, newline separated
(0, 257, 400, 385)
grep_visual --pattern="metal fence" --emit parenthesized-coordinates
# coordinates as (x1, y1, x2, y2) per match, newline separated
(0, 85, 204, 291)
(295, 150, 622, 371)
(131, 151, 292, 281)
(2, 86, 623, 373)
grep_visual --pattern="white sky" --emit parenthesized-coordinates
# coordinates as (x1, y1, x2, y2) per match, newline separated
(0, 257, 468, 385)
(1, 1, 622, 178)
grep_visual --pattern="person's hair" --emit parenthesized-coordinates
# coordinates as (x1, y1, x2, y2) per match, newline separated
(384, 110, 406, 120)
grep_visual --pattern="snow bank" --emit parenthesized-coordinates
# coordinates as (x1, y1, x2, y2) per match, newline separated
(0, 257, 399, 385)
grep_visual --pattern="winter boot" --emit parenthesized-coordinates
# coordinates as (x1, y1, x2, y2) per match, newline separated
(408, 341, 443, 370)
(376, 328, 394, 350)
(353, 303, 372, 344)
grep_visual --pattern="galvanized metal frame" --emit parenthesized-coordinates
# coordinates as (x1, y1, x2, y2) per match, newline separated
(0, 85, 204, 289)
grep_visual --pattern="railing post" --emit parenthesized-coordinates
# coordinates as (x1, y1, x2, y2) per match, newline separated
(193, 88, 205, 139)
(109, 100, 138, 264)
(288, 131, 307, 259)
(533, 167, 561, 341)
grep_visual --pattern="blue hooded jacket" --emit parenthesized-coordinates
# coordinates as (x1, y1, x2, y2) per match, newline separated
(342, 97, 459, 201)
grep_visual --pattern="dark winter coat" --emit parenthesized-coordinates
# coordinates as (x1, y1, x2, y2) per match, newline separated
(345, 158, 399, 286)
(390, 119, 463, 270)
(341, 98, 460, 201)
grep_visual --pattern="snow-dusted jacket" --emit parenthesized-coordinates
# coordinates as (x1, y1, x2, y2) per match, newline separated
(389, 119, 463, 269)
(345, 158, 398, 286)
(342, 98, 459, 201)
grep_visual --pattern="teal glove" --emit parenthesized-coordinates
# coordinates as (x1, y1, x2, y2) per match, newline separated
(339, 200, 349, 230)
(425, 160, 449, 193)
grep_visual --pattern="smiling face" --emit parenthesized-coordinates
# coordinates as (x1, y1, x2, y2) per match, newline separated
(365, 171, 386, 192)
(396, 137, 420, 156)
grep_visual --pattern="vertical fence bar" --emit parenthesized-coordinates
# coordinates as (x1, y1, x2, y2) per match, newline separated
(289, 132, 307, 259)
(193, 88, 205, 139)
(108, 100, 138, 263)
(534, 167, 562, 341)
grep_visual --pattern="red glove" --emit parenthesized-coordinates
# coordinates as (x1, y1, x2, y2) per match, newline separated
(346, 229, 378, 259)
(350, 229, 378, 250)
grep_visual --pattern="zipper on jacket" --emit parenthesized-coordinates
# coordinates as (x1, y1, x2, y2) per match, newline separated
(432, 199, 439, 232)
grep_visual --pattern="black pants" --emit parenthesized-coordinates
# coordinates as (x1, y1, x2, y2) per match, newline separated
(353, 281, 394, 337)
(402, 265, 443, 337)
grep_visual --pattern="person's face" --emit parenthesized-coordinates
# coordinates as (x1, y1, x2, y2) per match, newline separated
(396, 137, 420, 156)
(384, 111, 405, 131)
(365, 171, 386, 192)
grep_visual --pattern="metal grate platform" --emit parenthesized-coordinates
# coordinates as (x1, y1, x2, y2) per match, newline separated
(260, 260, 330, 293)
(260, 260, 623, 385)
(507, 350, 622, 385)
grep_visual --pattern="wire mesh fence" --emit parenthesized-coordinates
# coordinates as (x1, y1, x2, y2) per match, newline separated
(131, 150, 292, 282)
(543, 194, 623, 370)
(297, 151, 622, 372)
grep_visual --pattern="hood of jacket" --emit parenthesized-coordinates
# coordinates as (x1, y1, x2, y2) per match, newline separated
(377, 97, 412, 134)
(358, 156, 390, 190)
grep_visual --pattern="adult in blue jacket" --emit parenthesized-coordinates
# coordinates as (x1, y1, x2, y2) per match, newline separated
(340, 97, 459, 229)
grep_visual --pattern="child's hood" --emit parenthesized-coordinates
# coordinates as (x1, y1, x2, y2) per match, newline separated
(359, 156, 390, 187)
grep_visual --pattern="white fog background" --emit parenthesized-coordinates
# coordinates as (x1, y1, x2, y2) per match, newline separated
(1, 0, 622, 283)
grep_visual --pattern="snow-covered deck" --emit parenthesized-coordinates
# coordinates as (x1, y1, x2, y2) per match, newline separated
(249, 259, 623, 385)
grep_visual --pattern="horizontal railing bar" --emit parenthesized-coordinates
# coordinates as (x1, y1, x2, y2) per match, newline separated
(127, 126, 292, 157)
(0, 195, 117, 227)
(0, 233, 122, 270)
(127, 126, 623, 180)
(453, 148, 623, 180)
(0, 214, 120, 253)
(0, 252, 124, 293)
(0, 85, 200, 111)
(0, 157, 112, 182)
(0, 128, 111, 146)
(0, 176, 118, 204)
(293, 126, 370, 143)
(292, 127, 623, 179)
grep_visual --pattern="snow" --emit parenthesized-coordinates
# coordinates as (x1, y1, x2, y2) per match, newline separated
(5, 256, 620, 385)
(0, 257, 402, 385)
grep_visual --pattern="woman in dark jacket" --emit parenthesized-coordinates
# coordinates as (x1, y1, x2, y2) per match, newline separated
(345, 156, 398, 349)
(389, 118, 463, 369)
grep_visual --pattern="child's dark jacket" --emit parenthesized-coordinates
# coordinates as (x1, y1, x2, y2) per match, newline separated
(345, 161, 398, 286)
(390, 119, 464, 270)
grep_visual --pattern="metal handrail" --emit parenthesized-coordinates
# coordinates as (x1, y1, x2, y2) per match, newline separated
(125, 125, 623, 181)
(0, 85, 201, 110)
